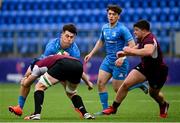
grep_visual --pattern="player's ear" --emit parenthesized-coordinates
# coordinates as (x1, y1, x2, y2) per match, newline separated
(118, 15, 120, 20)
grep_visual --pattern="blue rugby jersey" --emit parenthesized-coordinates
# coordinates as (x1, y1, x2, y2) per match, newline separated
(40, 38, 80, 59)
(99, 22, 133, 63)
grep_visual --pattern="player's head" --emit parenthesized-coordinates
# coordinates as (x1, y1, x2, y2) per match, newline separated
(107, 4, 122, 25)
(133, 20, 150, 40)
(62, 24, 77, 35)
(61, 24, 77, 48)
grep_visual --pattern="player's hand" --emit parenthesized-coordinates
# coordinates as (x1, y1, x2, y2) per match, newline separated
(115, 57, 125, 67)
(87, 81, 93, 90)
(84, 54, 92, 63)
(123, 46, 132, 53)
(116, 51, 126, 58)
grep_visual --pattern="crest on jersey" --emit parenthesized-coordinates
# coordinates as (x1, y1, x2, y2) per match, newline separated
(112, 32, 116, 37)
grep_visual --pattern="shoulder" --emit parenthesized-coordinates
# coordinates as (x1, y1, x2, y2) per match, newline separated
(72, 42, 80, 50)
(48, 38, 59, 44)
(143, 33, 155, 44)
(117, 22, 129, 31)
(102, 23, 109, 30)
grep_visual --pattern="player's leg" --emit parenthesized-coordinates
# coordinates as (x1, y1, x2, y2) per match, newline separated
(24, 72, 59, 120)
(9, 67, 37, 116)
(149, 87, 169, 118)
(97, 59, 112, 111)
(64, 81, 94, 119)
(17, 66, 32, 107)
(103, 69, 146, 115)
(148, 66, 169, 118)
(97, 70, 112, 110)
(114, 61, 148, 94)
(128, 81, 149, 94)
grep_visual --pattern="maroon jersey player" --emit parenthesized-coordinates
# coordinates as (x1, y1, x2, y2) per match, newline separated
(103, 20, 169, 118)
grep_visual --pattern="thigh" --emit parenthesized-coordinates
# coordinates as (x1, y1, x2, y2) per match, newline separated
(123, 69, 146, 88)
(148, 66, 168, 89)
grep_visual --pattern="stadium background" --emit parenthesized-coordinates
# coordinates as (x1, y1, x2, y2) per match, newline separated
(0, 0, 180, 84)
(0, 0, 180, 122)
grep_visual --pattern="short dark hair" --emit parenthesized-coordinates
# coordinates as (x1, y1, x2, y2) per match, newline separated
(133, 20, 150, 31)
(62, 24, 77, 35)
(107, 4, 122, 15)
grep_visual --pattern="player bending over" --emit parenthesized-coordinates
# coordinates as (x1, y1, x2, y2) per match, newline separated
(20, 55, 95, 120)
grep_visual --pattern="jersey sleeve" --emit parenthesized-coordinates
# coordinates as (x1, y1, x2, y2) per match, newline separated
(99, 27, 105, 42)
(69, 43, 80, 59)
(143, 38, 154, 45)
(121, 26, 133, 43)
(40, 40, 57, 58)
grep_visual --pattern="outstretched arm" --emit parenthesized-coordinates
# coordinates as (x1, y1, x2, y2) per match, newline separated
(84, 40, 103, 63)
(81, 72, 93, 90)
(123, 44, 155, 57)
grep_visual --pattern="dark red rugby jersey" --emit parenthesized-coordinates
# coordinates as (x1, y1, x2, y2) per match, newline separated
(137, 33, 166, 69)
(35, 55, 79, 69)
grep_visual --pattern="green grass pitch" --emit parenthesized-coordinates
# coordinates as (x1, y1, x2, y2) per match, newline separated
(0, 83, 180, 122)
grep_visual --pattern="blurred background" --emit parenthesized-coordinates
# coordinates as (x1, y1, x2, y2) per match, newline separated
(0, 0, 180, 84)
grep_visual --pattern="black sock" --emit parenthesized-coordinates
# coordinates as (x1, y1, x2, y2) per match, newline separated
(71, 95, 87, 115)
(34, 90, 44, 114)
(112, 101, 120, 109)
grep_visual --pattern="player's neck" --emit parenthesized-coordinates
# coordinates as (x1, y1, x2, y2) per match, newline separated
(109, 21, 118, 28)
(141, 32, 151, 41)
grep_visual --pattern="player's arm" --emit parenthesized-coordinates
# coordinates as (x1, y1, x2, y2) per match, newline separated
(127, 39, 135, 48)
(84, 40, 103, 63)
(21, 74, 38, 87)
(123, 44, 155, 56)
(116, 26, 135, 58)
(117, 39, 135, 57)
(81, 73, 93, 90)
(89, 40, 103, 55)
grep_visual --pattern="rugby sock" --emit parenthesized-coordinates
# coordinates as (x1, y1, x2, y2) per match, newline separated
(99, 92, 108, 110)
(18, 96, 26, 109)
(34, 90, 44, 114)
(112, 101, 120, 109)
(71, 95, 87, 115)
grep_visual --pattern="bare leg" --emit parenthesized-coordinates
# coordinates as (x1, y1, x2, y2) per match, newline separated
(115, 69, 146, 103)
(97, 70, 111, 110)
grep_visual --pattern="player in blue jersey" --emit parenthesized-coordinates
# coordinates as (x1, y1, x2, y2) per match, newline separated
(84, 5, 148, 114)
(9, 24, 93, 116)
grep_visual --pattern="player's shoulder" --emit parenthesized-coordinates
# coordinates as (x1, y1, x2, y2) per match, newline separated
(145, 33, 155, 41)
(102, 23, 109, 29)
(47, 38, 59, 45)
(117, 22, 128, 29)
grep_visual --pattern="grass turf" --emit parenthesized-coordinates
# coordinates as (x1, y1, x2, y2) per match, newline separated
(0, 83, 180, 122)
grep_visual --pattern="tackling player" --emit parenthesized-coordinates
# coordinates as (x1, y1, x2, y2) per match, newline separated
(9, 24, 93, 116)
(103, 20, 169, 118)
(19, 55, 94, 120)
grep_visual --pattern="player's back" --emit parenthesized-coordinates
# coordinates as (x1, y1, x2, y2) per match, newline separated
(36, 55, 79, 69)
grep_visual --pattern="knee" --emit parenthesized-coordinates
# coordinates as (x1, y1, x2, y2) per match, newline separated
(20, 78, 31, 88)
(65, 86, 77, 99)
(97, 79, 106, 87)
(35, 82, 46, 91)
(66, 92, 76, 99)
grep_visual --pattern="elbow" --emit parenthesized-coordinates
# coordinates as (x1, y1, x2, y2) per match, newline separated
(145, 50, 154, 56)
